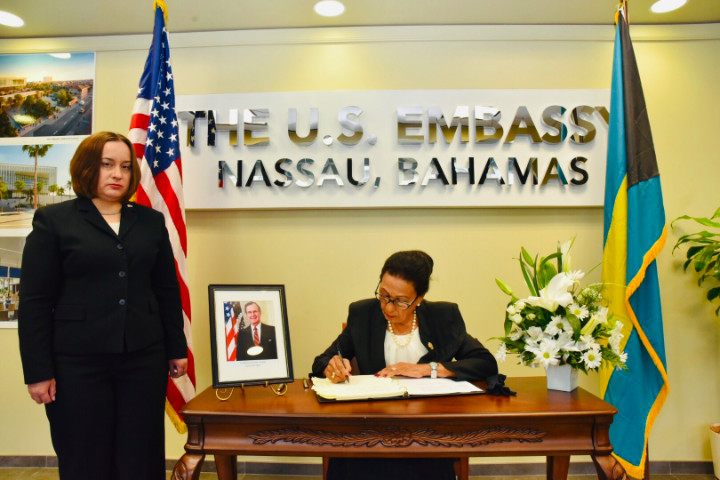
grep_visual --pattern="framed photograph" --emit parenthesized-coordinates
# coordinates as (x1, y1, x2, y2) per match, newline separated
(208, 284, 293, 388)
(0, 141, 79, 234)
(0, 52, 95, 140)
(0, 236, 23, 328)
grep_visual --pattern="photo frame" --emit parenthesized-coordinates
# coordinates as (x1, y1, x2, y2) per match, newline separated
(208, 284, 293, 388)
(0, 52, 95, 140)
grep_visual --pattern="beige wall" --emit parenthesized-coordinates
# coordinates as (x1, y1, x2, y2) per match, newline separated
(1, 24, 718, 464)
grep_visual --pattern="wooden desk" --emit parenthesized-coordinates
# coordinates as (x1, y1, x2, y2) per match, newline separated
(172, 377, 627, 480)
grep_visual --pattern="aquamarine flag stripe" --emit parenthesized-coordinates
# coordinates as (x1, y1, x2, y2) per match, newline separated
(627, 178, 666, 279)
(605, 318, 666, 464)
(603, 22, 626, 246)
(607, 257, 666, 465)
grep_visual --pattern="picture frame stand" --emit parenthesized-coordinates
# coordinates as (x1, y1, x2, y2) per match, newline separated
(268, 382, 288, 396)
(214, 382, 288, 402)
(215, 387, 235, 401)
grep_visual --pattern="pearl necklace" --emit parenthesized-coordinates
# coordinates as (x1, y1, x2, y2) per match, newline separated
(387, 310, 417, 348)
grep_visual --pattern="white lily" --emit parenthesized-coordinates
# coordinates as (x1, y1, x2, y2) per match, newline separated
(580, 315, 599, 336)
(509, 323, 523, 341)
(525, 326, 544, 345)
(525, 273, 574, 312)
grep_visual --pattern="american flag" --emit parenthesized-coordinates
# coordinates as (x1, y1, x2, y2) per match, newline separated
(224, 302, 238, 361)
(128, 0, 195, 433)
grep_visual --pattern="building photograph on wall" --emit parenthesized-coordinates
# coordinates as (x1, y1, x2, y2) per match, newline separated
(0, 142, 77, 230)
(0, 52, 95, 138)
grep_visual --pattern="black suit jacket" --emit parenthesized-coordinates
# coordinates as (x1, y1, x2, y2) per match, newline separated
(312, 299, 498, 382)
(18, 197, 186, 385)
(236, 323, 278, 360)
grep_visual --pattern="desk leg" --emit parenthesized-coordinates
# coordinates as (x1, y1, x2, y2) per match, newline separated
(215, 454, 238, 480)
(592, 454, 629, 480)
(171, 453, 205, 480)
(547, 455, 570, 480)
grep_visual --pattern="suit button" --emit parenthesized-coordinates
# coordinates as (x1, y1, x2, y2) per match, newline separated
(119, 299, 126, 306)
(119, 271, 126, 277)
(116, 244, 124, 250)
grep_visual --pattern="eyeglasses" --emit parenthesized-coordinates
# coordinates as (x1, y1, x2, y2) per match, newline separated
(375, 283, 418, 310)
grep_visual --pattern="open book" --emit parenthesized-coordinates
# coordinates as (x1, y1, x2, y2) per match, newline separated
(311, 374, 483, 401)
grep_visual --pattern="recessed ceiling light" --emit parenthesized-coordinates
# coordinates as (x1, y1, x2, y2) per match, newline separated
(49, 53, 72, 59)
(314, 1, 345, 17)
(0, 10, 24, 27)
(650, 0, 687, 13)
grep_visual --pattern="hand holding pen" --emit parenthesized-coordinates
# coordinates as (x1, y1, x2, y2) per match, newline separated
(325, 345, 352, 384)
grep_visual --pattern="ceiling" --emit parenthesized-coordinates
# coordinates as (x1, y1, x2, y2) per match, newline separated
(1, 0, 719, 39)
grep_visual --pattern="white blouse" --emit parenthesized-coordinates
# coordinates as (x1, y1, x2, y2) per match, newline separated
(383, 329, 428, 365)
(107, 221, 120, 235)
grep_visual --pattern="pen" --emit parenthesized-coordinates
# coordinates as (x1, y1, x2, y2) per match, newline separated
(337, 346, 350, 383)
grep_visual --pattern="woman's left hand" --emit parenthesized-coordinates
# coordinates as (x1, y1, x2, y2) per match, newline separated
(169, 358, 188, 378)
(376, 362, 428, 378)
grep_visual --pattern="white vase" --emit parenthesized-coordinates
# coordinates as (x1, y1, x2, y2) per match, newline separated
(545, 364, 578, 392)
(711, 424, 720, 480)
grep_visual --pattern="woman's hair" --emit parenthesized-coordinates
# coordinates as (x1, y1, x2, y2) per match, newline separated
(69, 131, 140, 203)
(380, 250, 434, 296)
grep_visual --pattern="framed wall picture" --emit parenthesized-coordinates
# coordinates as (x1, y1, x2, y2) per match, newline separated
(208, 284, 293, 388)
(0, 52, 95, 141)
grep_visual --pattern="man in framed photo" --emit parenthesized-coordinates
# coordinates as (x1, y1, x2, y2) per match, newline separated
(236, 301, 278, 360)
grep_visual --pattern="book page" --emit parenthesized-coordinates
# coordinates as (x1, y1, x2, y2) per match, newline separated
(396, 378, 483, 396)
(312, 375, 406, 400)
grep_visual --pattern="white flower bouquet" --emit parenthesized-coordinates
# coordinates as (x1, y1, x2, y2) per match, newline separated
(494, 240, 628, 373)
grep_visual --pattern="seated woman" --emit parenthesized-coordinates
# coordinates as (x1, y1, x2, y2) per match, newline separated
(312, 250, 498, 480)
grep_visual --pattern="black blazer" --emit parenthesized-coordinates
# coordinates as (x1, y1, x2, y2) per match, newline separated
(236, 323, 278, 360)
(312, 299, 498, 382)
(18, 197, 186, 385)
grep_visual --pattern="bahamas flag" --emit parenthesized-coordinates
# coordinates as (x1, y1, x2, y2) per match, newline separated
(601, 10, 669, 478)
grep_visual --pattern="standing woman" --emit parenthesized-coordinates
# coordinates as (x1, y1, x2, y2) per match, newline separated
(18, 132, 187, 479)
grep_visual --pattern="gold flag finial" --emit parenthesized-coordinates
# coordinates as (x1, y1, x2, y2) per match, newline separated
(154, 0, 168, 26)
(615, 1, 628, 25)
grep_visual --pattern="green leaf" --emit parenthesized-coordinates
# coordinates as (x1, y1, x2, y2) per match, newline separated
(537, 253, 561, 288)
(566, 314, 581, 336)
(685, 245, 705, 259)
(707, 287, 720, 302)
(672, 211, 720, 229)
(682, 258, 693, 272)
(520, 259, 538, 296)
(693, 246, 715, 272)
(504, 317, 513, 336)
(495, 278, 514, 296)
(538, 252, 562, 275)
(538, 262, 558, 289)
(556, 243, 564, 272)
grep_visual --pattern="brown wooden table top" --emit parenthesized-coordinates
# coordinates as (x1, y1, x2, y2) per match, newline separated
(181, 376, 616, 420)
(174, 376, 628, 480)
